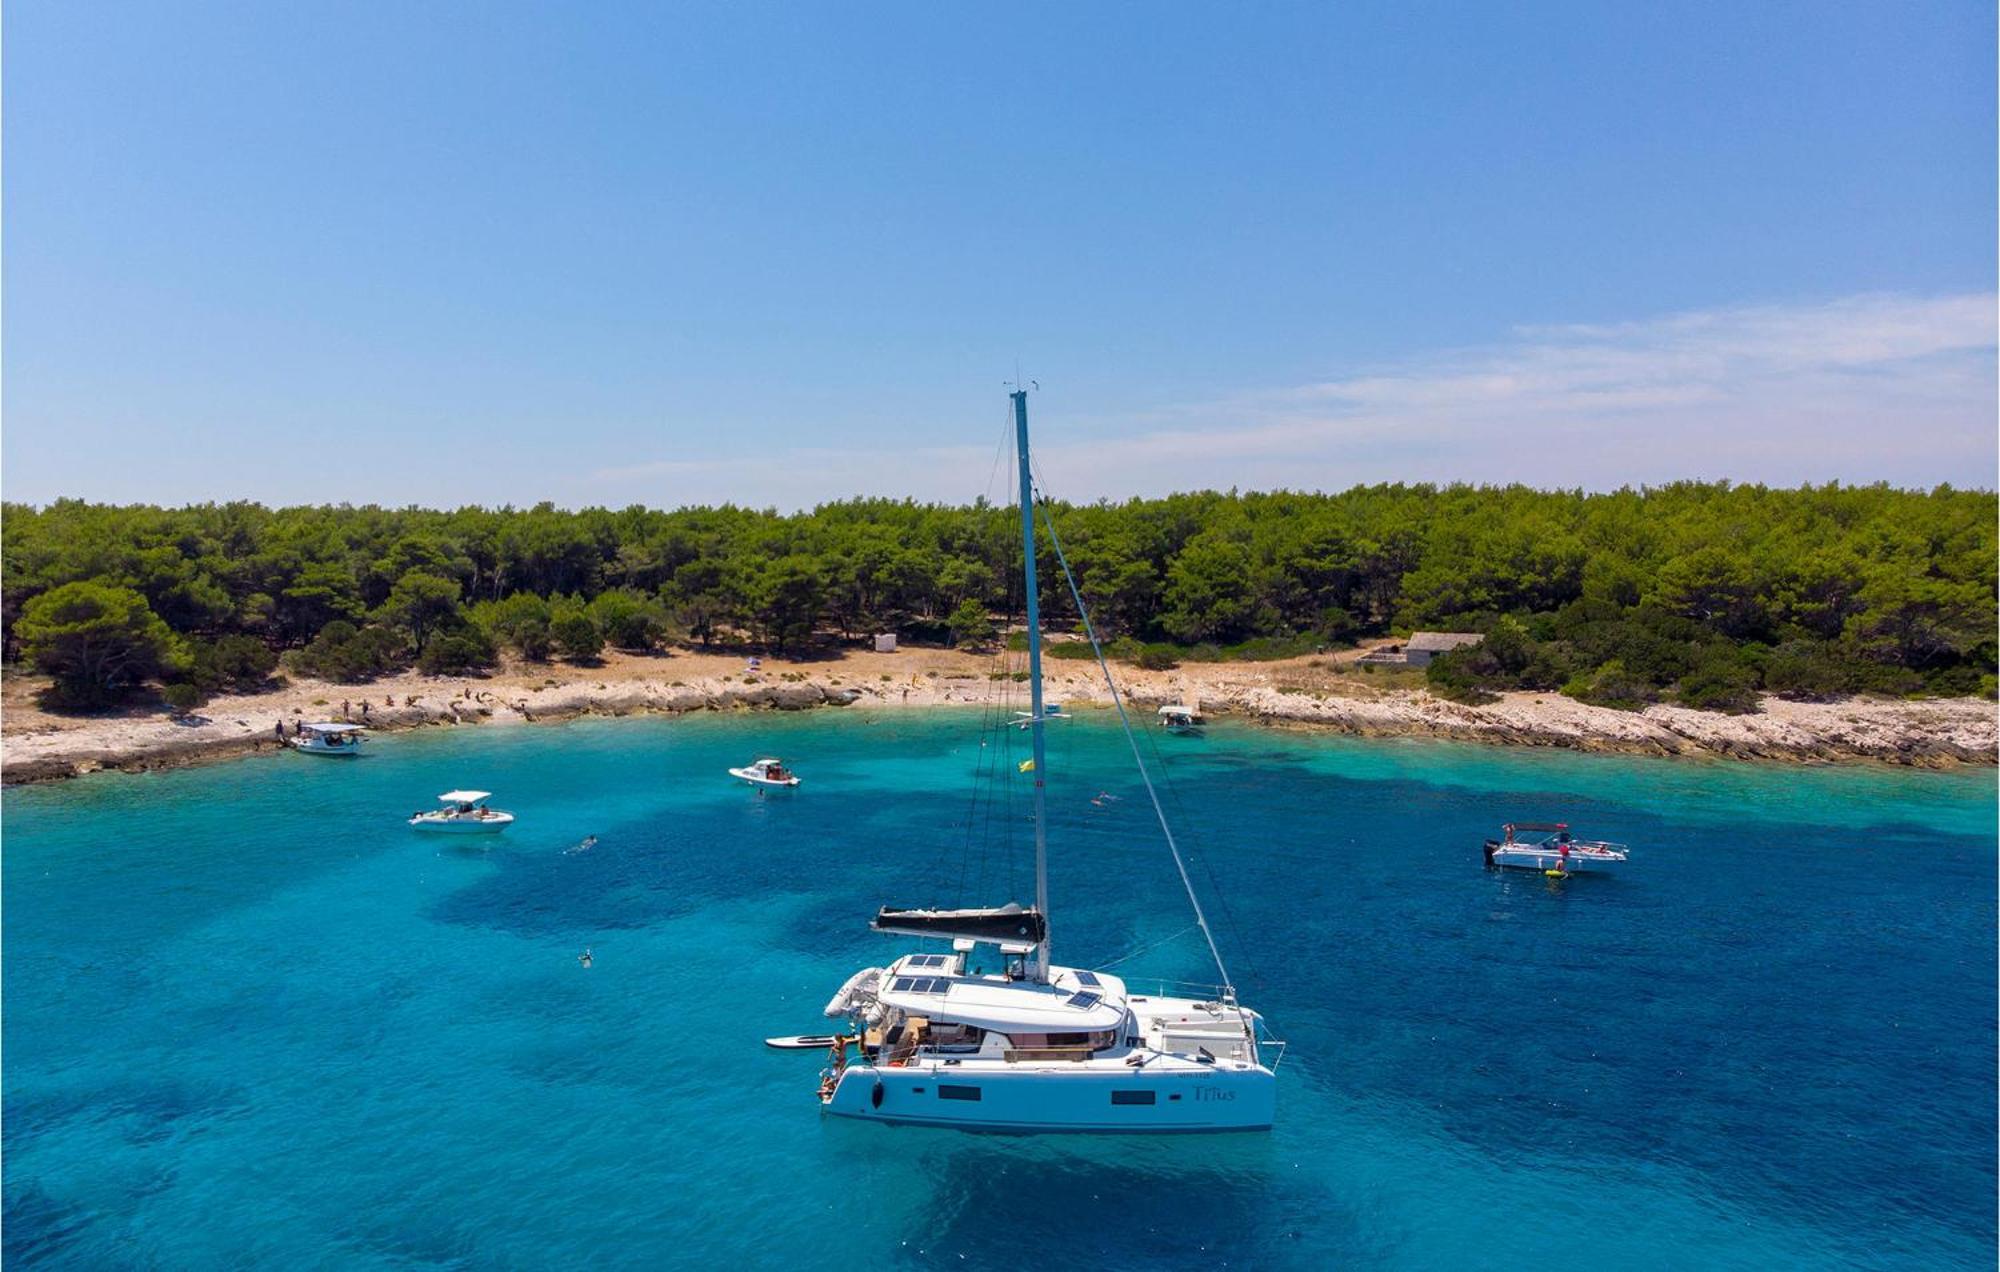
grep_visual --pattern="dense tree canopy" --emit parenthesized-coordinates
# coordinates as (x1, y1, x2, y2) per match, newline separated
(2, 482, 1993, 709)
(15, 580, 183, 706)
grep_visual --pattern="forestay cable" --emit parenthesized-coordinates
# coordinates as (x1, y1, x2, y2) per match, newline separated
(1034, 496, 1237, 1002)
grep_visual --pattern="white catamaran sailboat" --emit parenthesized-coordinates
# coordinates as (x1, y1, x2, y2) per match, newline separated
(792, 390, 1283, 1133)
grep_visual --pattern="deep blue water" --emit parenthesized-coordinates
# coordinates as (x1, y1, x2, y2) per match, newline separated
(4, 711, 1994, 1269)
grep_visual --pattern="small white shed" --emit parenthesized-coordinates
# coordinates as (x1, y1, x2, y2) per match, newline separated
(873, 633, 898, 653)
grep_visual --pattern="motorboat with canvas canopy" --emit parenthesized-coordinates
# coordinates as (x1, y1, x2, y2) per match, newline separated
(1158, 704, 1204, 735)
(409, 790, 515, 834)
(729, 757, 800, 788)
(1484, 822, 1628, 874)
(791, 389, 1285, 1133)
(291, 722, 366, 756)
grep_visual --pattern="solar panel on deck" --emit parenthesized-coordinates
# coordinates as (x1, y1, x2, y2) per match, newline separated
(1067, 991, 1102, 1009)
(1075, 971, 1101, 987)
(891, 977, 915, 992)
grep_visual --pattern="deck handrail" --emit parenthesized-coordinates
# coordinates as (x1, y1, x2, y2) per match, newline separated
(1116, 976, 1235, 1001)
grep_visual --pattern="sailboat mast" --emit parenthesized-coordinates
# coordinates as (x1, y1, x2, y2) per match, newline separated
(1013, 388, 1051, 977)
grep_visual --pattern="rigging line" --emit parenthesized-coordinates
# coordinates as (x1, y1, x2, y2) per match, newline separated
(1090, 923, 1200, 973)
(955, 406, 1020, 910)
(1034, 498, 1236, 1001)
(1131, 681, 1268, 991)
(1023, 447, 1266, 990)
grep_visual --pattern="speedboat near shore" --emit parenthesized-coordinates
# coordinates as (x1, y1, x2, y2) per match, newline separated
(409, 790, 515, 834)
(1484, 823, 1628, 874)
(729, 758, 800, 789)
(291, 722, 366, 756)
(1158, 705, 1204, 735)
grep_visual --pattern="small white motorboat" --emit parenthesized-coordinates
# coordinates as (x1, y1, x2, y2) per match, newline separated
(1158, 704, 1205, 735)
(409, 790, 515, 834)
(1484, 822, 1627, 874)
(291, 722, 366, 756)
(729, 758, 800, 788)
(1011, 702, 1068, 729)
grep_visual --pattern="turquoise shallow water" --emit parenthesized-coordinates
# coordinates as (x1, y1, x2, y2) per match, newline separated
(5, 710, 1994, 1269)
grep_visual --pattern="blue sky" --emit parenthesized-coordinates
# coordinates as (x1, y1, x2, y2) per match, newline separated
(5, 1, 1994, 508)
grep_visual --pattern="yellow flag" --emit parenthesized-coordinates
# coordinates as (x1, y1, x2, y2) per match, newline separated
(1018, 759, 1035, 773)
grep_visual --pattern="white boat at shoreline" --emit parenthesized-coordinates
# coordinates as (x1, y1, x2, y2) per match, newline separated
(798, 390, 1283, 1134)
(729, 758, 800, 788)
(1158, 705, 1204, 735)
(291, 722, 366, 756)
(1484, 822, 1627, 874)
(409, 790, 515, 834)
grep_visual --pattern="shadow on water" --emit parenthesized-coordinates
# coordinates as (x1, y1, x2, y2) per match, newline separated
(820, 1123, 1358, 1270)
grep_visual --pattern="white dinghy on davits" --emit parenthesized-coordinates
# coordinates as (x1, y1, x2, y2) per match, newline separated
(793, 390, 1285, 1134)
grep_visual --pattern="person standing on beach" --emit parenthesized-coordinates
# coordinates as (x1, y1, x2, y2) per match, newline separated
(341, 698, 351, 720)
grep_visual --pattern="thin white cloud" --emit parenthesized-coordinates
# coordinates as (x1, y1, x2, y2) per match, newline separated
(584, 292, 1997, 506)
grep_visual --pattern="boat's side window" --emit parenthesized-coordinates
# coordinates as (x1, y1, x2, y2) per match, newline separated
(1111, 1090, 1156, 1105)
(938, 1085, 982, 1102)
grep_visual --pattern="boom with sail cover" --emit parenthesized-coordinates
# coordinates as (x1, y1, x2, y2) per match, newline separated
(871, 904, 1047, 945)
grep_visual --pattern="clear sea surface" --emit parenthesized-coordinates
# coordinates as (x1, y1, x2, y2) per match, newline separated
(4, 710, 1994, 1269)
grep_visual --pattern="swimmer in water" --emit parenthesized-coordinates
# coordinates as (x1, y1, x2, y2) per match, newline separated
(579, 948, 593, 968)
(1090, 791, 1122, 807)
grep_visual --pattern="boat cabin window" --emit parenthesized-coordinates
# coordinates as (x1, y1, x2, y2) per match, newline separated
(925, 1023, 984, 1050)
(1110, 1090, 1156, 1105)
(1007, 1030, 1116, 1051)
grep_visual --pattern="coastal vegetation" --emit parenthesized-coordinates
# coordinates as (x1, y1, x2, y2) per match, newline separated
(3, 482, 1993, 712)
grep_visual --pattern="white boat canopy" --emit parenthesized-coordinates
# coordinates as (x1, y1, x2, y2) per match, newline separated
(873, 975, 1129, 1032)
(1158, 706, 1197, 717)
(301, 722, 367, 734)
(437, 790, 492, 804)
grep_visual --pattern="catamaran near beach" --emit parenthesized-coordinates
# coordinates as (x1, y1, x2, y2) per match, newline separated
(792, 390, 1284, 1132)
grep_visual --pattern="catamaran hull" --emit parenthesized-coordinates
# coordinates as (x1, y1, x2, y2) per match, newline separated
(822, 1063, 1274, 1133)
(1488, 848, 1623, 873)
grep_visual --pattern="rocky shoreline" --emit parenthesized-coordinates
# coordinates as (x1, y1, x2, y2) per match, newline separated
(4, 647, 1994, 785)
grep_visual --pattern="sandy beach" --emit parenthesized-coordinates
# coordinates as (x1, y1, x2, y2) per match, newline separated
(4, 644, 1993, 785)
